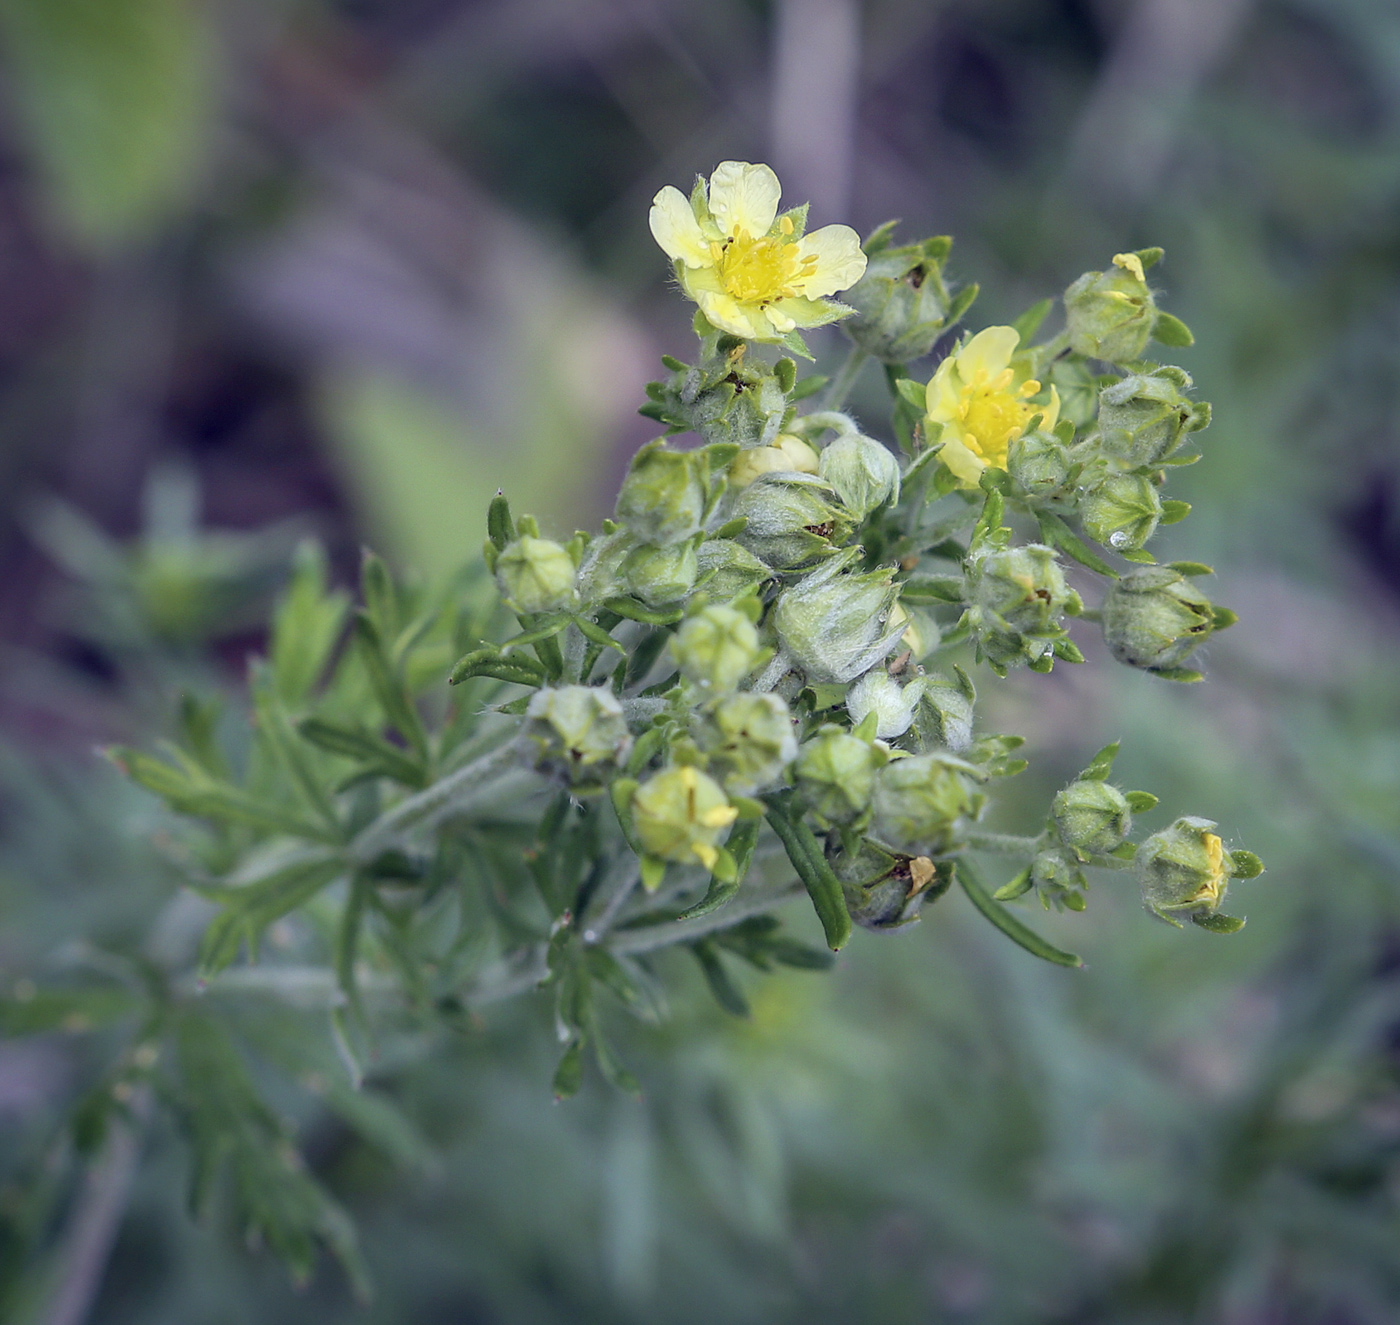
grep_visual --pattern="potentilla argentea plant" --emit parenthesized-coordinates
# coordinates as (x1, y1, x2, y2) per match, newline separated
(95, 161, 1261, 1285)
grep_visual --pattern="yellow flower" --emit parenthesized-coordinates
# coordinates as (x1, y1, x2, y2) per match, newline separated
(728, 433, 820, 489)
(649, 161, 867, 342)
(1192, 832, 1228, 909)
(923, 326, 1060, 487)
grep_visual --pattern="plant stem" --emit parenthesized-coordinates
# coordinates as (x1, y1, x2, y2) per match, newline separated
(821, 345, 870, 412)
(606, 882, 804, 955)
(963, 830, 1043, 855)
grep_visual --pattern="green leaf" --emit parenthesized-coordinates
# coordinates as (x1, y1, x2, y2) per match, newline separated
(1168, 561, 1214, 577)
(690, 940, 750, 1018)
(297, 718, 427, 788)
(1153, 312, 1195, 347)
(957, 860, 1084, 968)
(269, 542, 349, 705)
(449, 647, 546, 687)
(552, 1039, 585, 1100)
(791, 374, 828, 402)
(1081, 742, 1120, 781)
(251, 666, 340, 832)
(1150, 666, 1204, 684)
(602, 597, 684, 626)
(1124, 790, 1159, 813)
(359, 549, 399, 643)
(1035, 510, 1119, 579)
(992, 867, 1033, 901)
(764, 798, 851, 951)
(353, 612, 429, 761)
(1192, 912, 1246, 934)
(899, 574, 964, 605)
(0, 984, 141, 1036)
(1011, 298, 1053, 345)
(679, 818, 759, 920)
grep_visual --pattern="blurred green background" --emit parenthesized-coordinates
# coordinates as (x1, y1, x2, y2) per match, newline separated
(3, 0, 1400, 1321)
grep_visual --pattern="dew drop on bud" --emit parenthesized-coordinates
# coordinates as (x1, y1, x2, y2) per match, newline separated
(1109, 531, 1129, 548)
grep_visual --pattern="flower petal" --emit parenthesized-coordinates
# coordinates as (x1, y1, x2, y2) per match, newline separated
(793, 225, 867, 297)
(707, 161, 781, 239)
(695, 288, 769, 340)
(1038, 385, 1061, 433)
(924, 357, 960, 421)
(936, 435, 987, 488)
(766, 295, 849, 330)
(649, 186, 712, 269)
(954, 326, 1020, 381)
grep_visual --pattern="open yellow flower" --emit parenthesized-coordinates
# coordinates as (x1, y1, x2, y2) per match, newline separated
(924, 326, 1060, 487)
(649, 161, 867, 342)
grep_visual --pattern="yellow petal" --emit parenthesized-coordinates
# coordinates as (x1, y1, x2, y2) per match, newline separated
(1112, 252, 1145, 282)
(954, 326, 1020, 381)
(937, 435, 987, 488)
(649, 186, 712, 269)
(773, 434, 820, 473)
(793, 224, 867, 297)
(924, 357, 961, 422)
(700, 805, 739, 829)
(763, 303, 798, 333)
(707, 161, 781, 239)
(1039, 384, 1061, 433)
(692, 842, 719, 870)
(694, 288, 770, 340)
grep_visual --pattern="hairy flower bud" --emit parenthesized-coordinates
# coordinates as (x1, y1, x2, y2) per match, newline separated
(818, 432, 901, 518)
(694, 692, 797, 795)
(1007, 428, 1071, 497)
(1098, 366, 1209, 467)
(917, 669, 976, 752)
(631, 765, 738, 871)
(1031, 848, 1087, 906)
(616, 441, 705, 546)
(772, 550, 904, 684)
(669, 604, 762, 693)
(831, 838, 949, 930)
(1053, 779, 1132, 855)
(1064, 253, 1158, 363)
(695, 538, 772, 602)
(1138, 816, 1248, 926)
(622, 540, 698, 605)
(793, 725, 885, 825)
(966, 543, 1079, 670)
(728, 434, 820, 489)
(840, 228, 957, 363)
(870, 754, 977, 855)
(731, 473, 852, 570)
(845, 669, 924, 740)
(645, 353, 791, 450)
(495, 536, 576, 614)
(1101, 565, 1224, 672)
(1081, 472, 1163, 552)
(521, 685, 632, 786)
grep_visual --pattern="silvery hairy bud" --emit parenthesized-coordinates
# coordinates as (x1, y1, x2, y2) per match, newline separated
(1053, 779, 1132, 856)
(772, 549, 905, 684)
(793, 725, 886, 825)
(615, 441, 705, 546)
(870, 754, 978, 855)
(1098, 366, 1210, 467)
(1101, 564, 1235, 675)
(694, 692, 797, 796)
(1064, 252, 1159, 363)
(495, 536, 576, 614)
(840, 226, 963, 363)
(520, 685, 632, 787)
(966, 543, 1080, 671)
(728, 434, 820, 489)
(630, 765, 738, 872)
(1008, 428, 1071, 498)
(1031, 848, 1088, 909)
(622, 540, 697, 606)
(818, 432, 901, 519)
(1080, 472, 1162, 552)
(832, 838, 952, 931)
(669, 603, 763, 693)
(573, 527, 632, 603)
(916, 668, 976, 752)
(731, 473, 853, 570)
(845, 669, 924, 740)
(695, 538, 772, 602)
(1138, 815, 1262, 930)
(641, 350, 792, 450)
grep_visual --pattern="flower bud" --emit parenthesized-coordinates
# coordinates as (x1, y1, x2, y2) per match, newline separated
(1098, 367, 1209, 467)
(1052, 779, 1132, 855)
(1031, 849, 1087, 906)
(917, 669, 976, 752)
(793, 725, 885, 824)
(845, 669, 924, 740)
(965, 543, 1078, 670)
(695, 538, 772, 602)
(631, 765, 738, 871)
(1064, 253, 1158, 363)
(521, 685, 632, 786)
(645, 352, 790, 450)
(495, 536, 576, 614)
(669, 604, 762, 693)
(1080, 472, 1162, 552)
(622, 540, 697, 606)
(773, 550, 904, 684)
(573, 528, 633, 604)
(728, 434, 820, 489)
(731, 473, 852, 570)
(694, 692, 797, 795)
(831, 838, 948, 930)
(887, 603, 936, 661)
(1138, 815, 1244, 925)
(1007, 428, 1071, 498)
(817, 432, 901, 518)
(615, 441, 705, 546)
(870, 754, 977, 855)
(840, 229, 957, 363)
(1101, 565, 1220, 672)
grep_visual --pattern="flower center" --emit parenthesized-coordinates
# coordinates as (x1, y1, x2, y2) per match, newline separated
(958, 369, 1041, 468)
(713, 227, 816, 306)
(1194, 832, 1227, 907)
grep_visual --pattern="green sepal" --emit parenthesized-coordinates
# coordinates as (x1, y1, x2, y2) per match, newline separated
(791, 374, 828, 402)
(1230, 849, 1264, 879)
(625, 725, 668, 776)
(572, 614, 622, 651)
(1160, 500, 1191, 524)
(448, 647, 546, 688)
(1211, 606, 1239, 630)
(946, 282, 980, 325)
(639, 856, 667, 893)
(1168, 561, 1214, 577)
(957, 859, 1084, 968)
(1120, 549, 1156, 564)
(487, 493, 514, 550)
(603, 597, 685, 625)
(992, 867, 1033, 901)
(1035, 510, 1119, 578)
(1192, 912, 1246, 934)
(895, 376, 927, 410)
(899, 574, 964, 604)
(1150, 667, 1204, 683)
(1052, 636, 1085, 663)
(709, 516, 749, 540)
(1124, 790, 1159, 812)
(1081, 742, 1119, 780)
(1153, 312, 1195, 348)
(1134, 247, 1165, 270)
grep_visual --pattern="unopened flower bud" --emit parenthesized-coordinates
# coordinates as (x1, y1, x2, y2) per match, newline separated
(1064, 253, 1158, 363)
(732, 473, 852, 570)
(832, 838, 946, 930)
(616, 441, 705, 546)
(1138, 816, 1250, 925)
(845, 669, 924, 740)
(773, 550, 904, 684)
(1081, 472, 1162, 552)
(1099, 367, 1209, 467)
(1008, 428, 1071, 497)
(1101, 565, 1223, 672)
(695, 538, 772, 602)
(574, 528, 633, 603)
(966, 543, 1078, 670)
(646, 352, 790, 450)
(887, 603, 935, 661)
(818, 432, 901, 518)
(622, 540, 697, 605)
(729, 434, 820, 489)
(1031, 848, 1087, 905)
(521, 685, 632, 786)
(694, 692, 797, 795)
(794, 725, 885, 825)
(840, 229, 957, 363)
(917, 669, 976, 752)
(1053, 779, 1132, 855)
(631, 765, 738, 871)
(669, 604, 762, 692)
(495, 536, 576, 614)
(870, 754, 977, 855)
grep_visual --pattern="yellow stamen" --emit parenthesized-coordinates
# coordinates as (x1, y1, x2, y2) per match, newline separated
(715, 227, 813, 306)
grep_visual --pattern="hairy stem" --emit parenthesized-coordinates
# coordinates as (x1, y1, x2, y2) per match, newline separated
(963, 831, 1044, 855)
(605, 881, 804, 955)
(821, 344, 870, 412)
